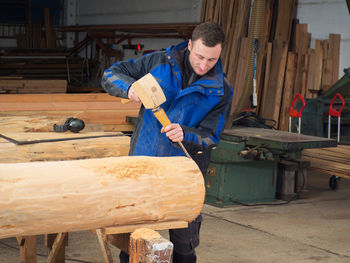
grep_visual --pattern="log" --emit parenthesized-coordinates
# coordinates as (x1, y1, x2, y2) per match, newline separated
(0, 156, 204, 239)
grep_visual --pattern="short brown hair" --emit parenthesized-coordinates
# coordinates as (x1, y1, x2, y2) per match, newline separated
(191, 22, 225, 48)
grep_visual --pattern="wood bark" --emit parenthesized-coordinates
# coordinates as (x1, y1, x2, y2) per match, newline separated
(0, 156, 204, 239)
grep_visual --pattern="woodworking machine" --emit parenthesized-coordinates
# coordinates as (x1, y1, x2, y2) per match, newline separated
(205, 126, 336, 207)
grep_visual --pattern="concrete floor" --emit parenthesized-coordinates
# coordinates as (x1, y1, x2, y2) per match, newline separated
(1, 170, 350, 263)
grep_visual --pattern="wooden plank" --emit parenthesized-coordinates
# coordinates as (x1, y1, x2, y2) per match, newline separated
(17, 236, 37, 263)
(258, 42, 272, 116)
(293, 24, 310, 96)
(96, 229, 114, 263)
(0, 80, 67, 94)
(226, 0, 251, 83)
(222, 0, 238, 73)
(279, 52, 298, 131)
(46, 233, 68, 263)
(305, 48, 316, 98)
(260, 40, 288, 127)
(44, 233, 68, 263)
(329, 33, 341, 85)
(313, 40, 324, 98)
(44, 8, 55, 48)
(227, 37, 250, 120)
(102, 220, 188, 235)
(0, 93, 134, 103)
(206, 0, 216, 21)
(106, 233, 130, 254)
(0, 132, 130, 163)
(274, 0, 295, 42)
(200, 0, 208, 22)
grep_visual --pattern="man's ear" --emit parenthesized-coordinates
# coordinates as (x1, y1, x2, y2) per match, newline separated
(188, 39, 192, 51)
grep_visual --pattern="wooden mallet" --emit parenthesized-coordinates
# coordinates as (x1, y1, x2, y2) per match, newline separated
(131, 73, 191, 158)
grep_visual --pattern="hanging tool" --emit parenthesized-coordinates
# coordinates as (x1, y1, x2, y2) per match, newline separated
(130, 73, 191, 158)
(328, 93, 346, 142)
(289, 93, 306, 134)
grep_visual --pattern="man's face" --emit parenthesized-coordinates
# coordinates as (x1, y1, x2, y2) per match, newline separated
(188, 38, 222, 76)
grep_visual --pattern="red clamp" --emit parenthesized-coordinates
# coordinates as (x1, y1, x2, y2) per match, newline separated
(289, 93, 306, 118)
(328, 93, 345, 117)
(289, 94, 306, 133)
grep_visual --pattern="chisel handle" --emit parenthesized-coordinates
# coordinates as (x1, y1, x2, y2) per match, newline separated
(152, 107, 191, 159)
(152, 107, 171, 127)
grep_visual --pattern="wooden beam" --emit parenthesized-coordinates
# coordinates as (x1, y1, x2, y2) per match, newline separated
(96, 229, 114, 263)
(279, 52, 298, 131)
(16, 236, 37, 263)
(46, 233, 68, 263)
(0, 80, 67, 94)
(44, 233, 68, 263)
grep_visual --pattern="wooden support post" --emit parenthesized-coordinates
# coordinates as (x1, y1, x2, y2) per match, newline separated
(129, 228, 173, 263)
(16, 236, 37, 263)
(96, 229, 114, 263)
(46, 233, 68, 263)
(44, 233, 68, 263)
(294, 160, 310, 194)
(276, 161, 298, 201)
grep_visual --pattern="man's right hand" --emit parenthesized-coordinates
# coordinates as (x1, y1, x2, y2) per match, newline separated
(128, 85, 141, 103)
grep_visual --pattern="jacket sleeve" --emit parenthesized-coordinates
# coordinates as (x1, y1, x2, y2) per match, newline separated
(181, 80, 233, 154)
(101, 54, 155, 98)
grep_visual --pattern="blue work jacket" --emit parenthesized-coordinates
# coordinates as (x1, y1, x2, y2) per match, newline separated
(102, 41, 233, 167)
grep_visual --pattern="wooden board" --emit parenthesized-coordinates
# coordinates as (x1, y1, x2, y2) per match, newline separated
(279, 52, 298, 131)
(0, 132, 130, 163)
(0, 80, 67, 94)
(0, 156, 205, 239)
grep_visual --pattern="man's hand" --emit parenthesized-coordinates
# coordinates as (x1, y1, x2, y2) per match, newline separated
(128, 85, 141, 103)
(161, 123, 184, 143)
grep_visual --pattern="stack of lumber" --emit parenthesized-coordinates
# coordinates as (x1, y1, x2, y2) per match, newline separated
(16, 7, 59, 49)
(0, 57, 89, 89)
(200, 0, 341, 130)
(0, 79, 67, 94)
(302, 145, 350, 179)
(0, 93, 140, 132)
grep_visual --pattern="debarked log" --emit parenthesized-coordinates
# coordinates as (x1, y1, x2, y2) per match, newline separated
(0, 156, 205, 239)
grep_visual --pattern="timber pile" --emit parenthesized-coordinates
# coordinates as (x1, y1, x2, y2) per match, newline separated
(201, 0, 341, 130)
(0, 79, 67, 94)
(0, 57, 89, 91)
(0, 156, 204, 239)
(302, 145, 350, 179)
(0, 93, 140, 132)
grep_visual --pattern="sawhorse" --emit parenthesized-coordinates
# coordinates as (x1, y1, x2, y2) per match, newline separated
(16, 220, 187, 263)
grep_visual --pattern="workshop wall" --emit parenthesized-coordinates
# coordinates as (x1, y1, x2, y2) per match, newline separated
(296, 0, 350, 78)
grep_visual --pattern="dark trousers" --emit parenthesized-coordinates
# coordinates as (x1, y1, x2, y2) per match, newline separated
(119, 215, 202, 263)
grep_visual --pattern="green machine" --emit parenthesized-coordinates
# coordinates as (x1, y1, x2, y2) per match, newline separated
(205, 127, 337, 207)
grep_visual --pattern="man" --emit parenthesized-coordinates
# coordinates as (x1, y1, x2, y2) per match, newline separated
(101, 22, 233, 263)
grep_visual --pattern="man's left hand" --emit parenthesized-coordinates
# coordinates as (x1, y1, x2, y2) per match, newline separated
(161, 123, 184, 143)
